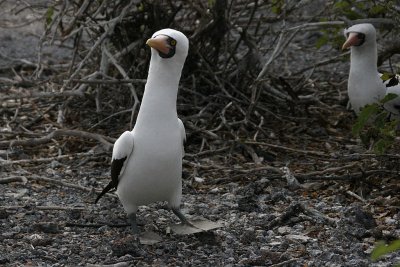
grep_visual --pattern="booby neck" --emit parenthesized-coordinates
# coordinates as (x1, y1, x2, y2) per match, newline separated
(349, 42, 378, 75)
(135, 55, 184, 128)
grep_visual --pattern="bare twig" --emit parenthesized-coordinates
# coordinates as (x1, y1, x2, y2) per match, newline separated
(0, 152, 97, 167)
(0, 129, 115, 150)
(0, 90, 84, 101)
(0, 176, 28, 184)
(346, 190, 367, 203)
(244, 141, 328, 157)
(63, 1, 135, 90)
(0, 205, 86, 211)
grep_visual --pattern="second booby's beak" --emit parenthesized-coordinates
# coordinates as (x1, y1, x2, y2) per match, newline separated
(146, 35, 171, 55)
(342, 32, 365, 50)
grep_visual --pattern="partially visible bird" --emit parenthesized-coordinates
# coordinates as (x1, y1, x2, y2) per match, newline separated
(95, 28, 190, 234)
(342, 23, 400, 115)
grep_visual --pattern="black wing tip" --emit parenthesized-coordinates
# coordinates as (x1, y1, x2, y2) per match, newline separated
(95, 156, 127, 204)
(94, 182, 115, 204)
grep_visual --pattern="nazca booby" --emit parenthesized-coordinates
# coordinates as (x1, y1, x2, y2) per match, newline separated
(96, 28, 190, 233)
(342, 23, 400, 115)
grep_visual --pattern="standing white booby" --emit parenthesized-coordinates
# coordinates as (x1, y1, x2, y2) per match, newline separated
(95, 29, 190, 234)
(342, 23, 400, 115)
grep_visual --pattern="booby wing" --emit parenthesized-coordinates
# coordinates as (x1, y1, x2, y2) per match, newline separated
(384, 75, 400, 115)
(95, 131, 134, 203)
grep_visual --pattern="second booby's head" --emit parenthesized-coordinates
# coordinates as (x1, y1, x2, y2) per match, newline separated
(146, 28, 189, 64)
(342, 23, 377, 50)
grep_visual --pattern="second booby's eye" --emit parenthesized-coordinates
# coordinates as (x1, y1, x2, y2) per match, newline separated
(158, 37, 176, 58)
(355, 33, 365, 46)
(146, 34, 177, 59)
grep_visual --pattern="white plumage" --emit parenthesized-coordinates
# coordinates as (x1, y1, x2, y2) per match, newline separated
(96, 28, 189, 233)
(343, 23, 400, 115)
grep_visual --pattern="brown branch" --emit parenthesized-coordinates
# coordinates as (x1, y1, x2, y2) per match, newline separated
(70, 78, 146, 84)
(0, 152, 96, 167)
(0, 129, 115, 150)
(244, 141, 328, 157)
(0, 205, 86, 211)
(0, 176, 28, 184)
(63, 1, 135, 90)
(378, 40, 400, 66)
(27, 175, 95, 193)
(267, 202, 336, 230)
(0, 90, 84, 101)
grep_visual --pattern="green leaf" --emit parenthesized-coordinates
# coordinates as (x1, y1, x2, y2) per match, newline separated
(371, 240, 400, 261)
(334, 1, 349, 9)
(380, 93, 398, 104)
(369, 5, 386, 16)
(45, 6, 54, 26)
(316, 35, 328, 49)
(271, 0, 283, 14)
(373, 111, 388, 129)
(352, 104, 379, 136)
(373, 138, 392, 155)
(380, 73, 392, 81)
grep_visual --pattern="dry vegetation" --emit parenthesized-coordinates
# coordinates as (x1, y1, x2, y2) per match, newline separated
(1, 0, 400, 266)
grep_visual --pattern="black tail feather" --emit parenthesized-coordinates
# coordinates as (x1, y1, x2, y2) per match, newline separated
(95, 181, 115, 204)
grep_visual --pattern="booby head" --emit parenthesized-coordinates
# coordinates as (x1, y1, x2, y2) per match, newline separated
(146, 29, 189, 63)
(342, 23, 376, 50)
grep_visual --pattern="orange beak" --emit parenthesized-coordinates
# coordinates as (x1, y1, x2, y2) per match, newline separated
(146, 35, 170, 54)
(342, 32, 360, 50)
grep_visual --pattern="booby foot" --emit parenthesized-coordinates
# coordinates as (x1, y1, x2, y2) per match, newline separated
(169, 219, 223, 235)
(127, 213, 140, 234)
(171, 207, 199, 228)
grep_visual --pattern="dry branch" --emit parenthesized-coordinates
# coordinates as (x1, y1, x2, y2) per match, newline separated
(0, 129, 115, 150)
(62, 1, 135, 89)
(0, 176, 28, 184)
(0, 152, 96, 167)
(0, 90, 84, 101)
(244, 141, 328, 157)
(0, 205, 86, 211)
(29, 175, 95, 193)
(70, 79, 146, 84)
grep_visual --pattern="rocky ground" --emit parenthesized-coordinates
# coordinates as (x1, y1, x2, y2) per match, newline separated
(1, 150, 400, 266)
(1, 1, 400, 266)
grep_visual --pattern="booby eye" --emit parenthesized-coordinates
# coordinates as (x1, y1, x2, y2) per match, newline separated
(159, 36, 176, 59)
(355, 33, 365, 46)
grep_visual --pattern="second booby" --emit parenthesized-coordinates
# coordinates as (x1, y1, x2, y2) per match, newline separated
(95, 28, 190, 233)
(342, 23, 400, 115)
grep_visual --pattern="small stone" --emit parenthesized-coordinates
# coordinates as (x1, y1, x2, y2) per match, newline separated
(277, 226, 291, 234)
(33, 222, 61, 234)
(0, 256, 10, 264)
(240, 230, 256, 244)
(384, 218, 396, 225)
(111, 236, 141, 257)
(285, 234, 312, 243)
(0, 210, 9, 219)
(194, 177, 204, 183)
(31, 237, 53, 247)
(237, 196, 259, 212)
(210, 188, 220, 193)
(97, 225, 110, 233)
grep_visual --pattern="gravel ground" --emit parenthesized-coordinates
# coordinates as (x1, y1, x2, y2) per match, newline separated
(1, 156, 400, 266)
